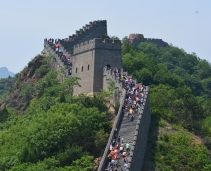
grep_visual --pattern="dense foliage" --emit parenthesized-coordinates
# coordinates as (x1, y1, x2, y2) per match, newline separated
(0, 76, 16, 102)
(0, 70, 111, 170)
(122, 40, 211, 169)
(155, 131, 211, 171)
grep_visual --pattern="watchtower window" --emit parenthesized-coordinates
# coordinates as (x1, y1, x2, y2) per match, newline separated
(82, 66, 83, 72)
(88, 65, 89, 70)
(76, 68, 77, 73)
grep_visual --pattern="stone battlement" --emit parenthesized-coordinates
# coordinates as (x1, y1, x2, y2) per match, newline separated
(73, 38, 121, 54)
(58, 20, 107, 53)
(144, 38, 168, 47)
(129, 33, 168, 47)
(72, 20, 107, 40)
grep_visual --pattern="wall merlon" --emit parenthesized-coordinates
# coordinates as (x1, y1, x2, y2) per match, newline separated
(95, 38, 121, 49)
(73, 38, 121, 54)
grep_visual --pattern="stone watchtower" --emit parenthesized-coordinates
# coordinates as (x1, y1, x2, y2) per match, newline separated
(72, 38, 122, 95)
(129, 34, 145, 46)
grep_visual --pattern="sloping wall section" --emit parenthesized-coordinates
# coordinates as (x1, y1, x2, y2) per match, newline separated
(98, 67, 151, 171)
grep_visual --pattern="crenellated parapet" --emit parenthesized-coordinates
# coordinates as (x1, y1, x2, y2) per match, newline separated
(59, 20, 107, 53)
(73, 38, 121, 55)
(144, 38, 168, 47)
(129, 33, 168, 47)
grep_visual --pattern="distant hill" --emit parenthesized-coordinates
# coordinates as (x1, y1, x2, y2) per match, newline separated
(0, 67, 15, 78)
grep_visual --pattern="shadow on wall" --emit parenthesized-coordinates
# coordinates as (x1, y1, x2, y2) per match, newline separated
(142, 114, 160, 170)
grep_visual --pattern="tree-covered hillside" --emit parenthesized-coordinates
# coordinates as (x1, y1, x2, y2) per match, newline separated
(0, 57, 112, 171)
(122, 39, 211, 170)
(1, 39, 211, 170)
(0, 76, 16, 102)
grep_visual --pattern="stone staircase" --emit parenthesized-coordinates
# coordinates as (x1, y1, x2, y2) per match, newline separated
(44, 40, 65, 67)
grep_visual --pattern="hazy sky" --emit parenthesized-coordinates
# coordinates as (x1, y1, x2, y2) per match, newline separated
(0, 0, 210, 73)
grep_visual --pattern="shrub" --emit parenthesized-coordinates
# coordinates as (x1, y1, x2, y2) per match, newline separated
(35, 64, 50, 77)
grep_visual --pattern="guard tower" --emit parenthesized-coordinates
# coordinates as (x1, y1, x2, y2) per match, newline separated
(72, 38, 122, 95)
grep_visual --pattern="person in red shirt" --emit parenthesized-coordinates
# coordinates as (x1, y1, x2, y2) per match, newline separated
(110, 149, 115, 156)
(114, 154, 118, 160)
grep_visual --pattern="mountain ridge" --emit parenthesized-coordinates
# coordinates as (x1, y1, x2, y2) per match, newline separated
(0, 67, 15, 78)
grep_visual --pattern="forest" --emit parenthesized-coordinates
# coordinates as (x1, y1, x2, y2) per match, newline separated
(122, 39, 211, 170)
(0, 76, 16, 102)
(0, 63, 112, 170)
(0, 39, 211, 170)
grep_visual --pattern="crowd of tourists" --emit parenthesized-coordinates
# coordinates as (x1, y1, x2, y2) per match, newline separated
(45, 38, 72, 73)
(105, 67, 146, 171)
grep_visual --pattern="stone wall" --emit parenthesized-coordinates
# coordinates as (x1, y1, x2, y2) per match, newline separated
(129, 33, 168, 47)
(144, 38, 168, 47)
(72, 49, 95, 95)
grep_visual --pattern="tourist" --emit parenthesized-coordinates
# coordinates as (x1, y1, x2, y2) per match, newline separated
(126, 143, 130, 154)
(107, 154, 112, 163)
(120, 146, 124, 154)
(117, 136, 120, 143)
(123, 156, 127, 163)
(110, 143, 113, 151)
(138, 107, 141, 114)
(114, 154, 118, 161)
(110, 149, 115, 157)
(122, 151, 126, 158)
(130, 115, 134, 122)
(124, 163, 128, 169)
(121, 137, 124, 143)
(112, 138, 116, 146)
(116, 143, 120, 149)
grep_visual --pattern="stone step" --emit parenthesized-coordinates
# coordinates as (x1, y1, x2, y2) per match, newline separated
(45, 42, 70, 67)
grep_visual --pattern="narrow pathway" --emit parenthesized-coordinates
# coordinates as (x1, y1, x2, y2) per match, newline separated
(105, 70, 146, 171)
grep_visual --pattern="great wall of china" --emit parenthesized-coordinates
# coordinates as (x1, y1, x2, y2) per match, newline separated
(43, 20, 165, 170)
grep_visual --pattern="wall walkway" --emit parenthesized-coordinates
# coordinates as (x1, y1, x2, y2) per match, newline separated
(99, 68, 151, 171)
